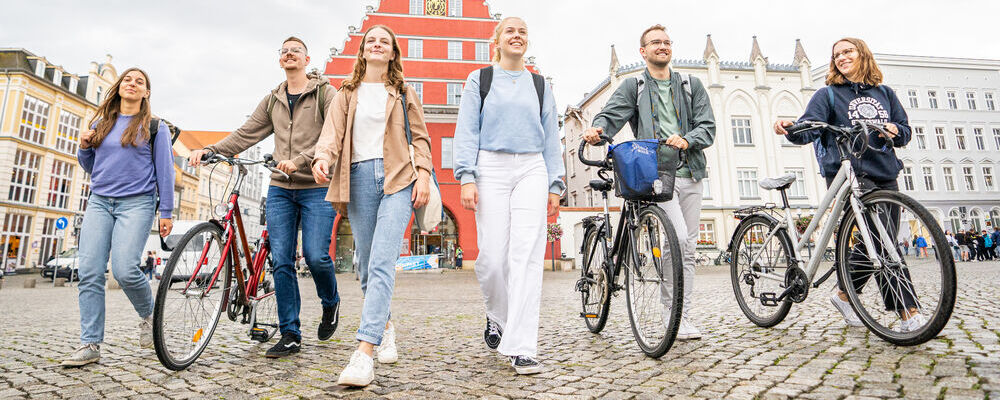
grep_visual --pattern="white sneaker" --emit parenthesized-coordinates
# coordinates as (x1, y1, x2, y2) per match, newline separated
(829, 292, 864, 327)
(139, 315, 154, 349)
(377, 322, 398, 364)
(900, 312, 927, 333)
(337, 350, 375, 387)
(676, 317, 702, 340)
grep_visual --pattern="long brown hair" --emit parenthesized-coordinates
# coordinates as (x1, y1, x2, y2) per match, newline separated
(341, 25, 406, 92)
(491, 17, 526, 62)
(825, 37, 883, 86)
(88, 67, 153, 148)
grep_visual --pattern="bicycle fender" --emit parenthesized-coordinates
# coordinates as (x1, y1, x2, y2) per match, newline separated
(581, 217, 608, 253)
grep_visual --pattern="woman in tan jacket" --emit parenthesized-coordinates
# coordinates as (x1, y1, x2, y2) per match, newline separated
(312, 24, 432, 387)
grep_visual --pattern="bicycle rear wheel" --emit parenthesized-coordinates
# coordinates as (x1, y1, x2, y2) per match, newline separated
(579, 225, 612, 333)
(730, 215, 794, 327)
(836, 190, 955, 346)
(153, 222, 229, 371)
(624, 205, 682, 358)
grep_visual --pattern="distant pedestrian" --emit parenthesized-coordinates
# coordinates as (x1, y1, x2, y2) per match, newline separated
(902, 239, 910, 256)
(975, 231, 988, 261)
(62, 67, 175, 368)
(945, 231, 959, 261)
(991, 227, 1000, 259)
(455, 246, 464, 270)
(143, 252, 155, 281)
(982, 230, 993, 261)
(915, 234, 928, 258)
(956, 230, 969, 261)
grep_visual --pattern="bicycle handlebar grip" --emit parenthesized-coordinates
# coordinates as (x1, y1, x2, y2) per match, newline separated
(201, 151, 216, 162)
(578, 139, 604, 167)
(785, 123, 813, 134)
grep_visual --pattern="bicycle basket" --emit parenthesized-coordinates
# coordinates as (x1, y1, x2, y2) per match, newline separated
(608, 139, 674, 202)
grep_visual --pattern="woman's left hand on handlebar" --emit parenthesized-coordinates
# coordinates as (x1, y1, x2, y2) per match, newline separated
(664, 134, 689, 150)
(881, 123, 898, 139)
(412, 169, 431, 209)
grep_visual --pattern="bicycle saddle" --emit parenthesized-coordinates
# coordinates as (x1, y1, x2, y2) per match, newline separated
(758, 173, 796, 191)
(589, 179, 613, 192)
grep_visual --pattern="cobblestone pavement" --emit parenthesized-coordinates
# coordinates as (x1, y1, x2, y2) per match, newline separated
(2, 260, 999, 399)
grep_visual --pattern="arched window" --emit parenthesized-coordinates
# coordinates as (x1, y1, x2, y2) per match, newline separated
(949, 209, 961, 232)
(969, 209, 983, 232)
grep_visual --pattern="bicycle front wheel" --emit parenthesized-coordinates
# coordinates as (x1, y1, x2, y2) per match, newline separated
(153, 222, 229, 370)
(579, 225, 611, 333)
(836, 190, 956, 346)
(625, 205, 682, 358)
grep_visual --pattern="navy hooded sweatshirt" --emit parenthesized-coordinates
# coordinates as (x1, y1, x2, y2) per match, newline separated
(786, 81, 911, 182)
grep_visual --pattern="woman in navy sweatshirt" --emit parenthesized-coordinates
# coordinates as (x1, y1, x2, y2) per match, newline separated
(773, 38, 923, 333)
(61, 68, 175, 367)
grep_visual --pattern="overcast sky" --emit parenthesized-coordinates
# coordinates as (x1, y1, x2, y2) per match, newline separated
(3, 0, 999, 133)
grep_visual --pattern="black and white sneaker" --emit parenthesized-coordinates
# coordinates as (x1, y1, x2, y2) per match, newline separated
(265, 333, 301, 358)
(484, 318, 503, 350)
(318, 302, 339, 341)
(509, 356, 543, 375)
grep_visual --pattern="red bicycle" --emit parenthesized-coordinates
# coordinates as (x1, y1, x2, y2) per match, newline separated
(152, 153, 286, 370)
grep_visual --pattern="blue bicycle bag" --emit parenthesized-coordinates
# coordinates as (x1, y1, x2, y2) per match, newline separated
(609, 139, 674, 202)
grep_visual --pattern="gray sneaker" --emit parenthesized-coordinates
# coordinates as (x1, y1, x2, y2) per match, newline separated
(140, 315, 154, 349)
(61, 344, 100, 367)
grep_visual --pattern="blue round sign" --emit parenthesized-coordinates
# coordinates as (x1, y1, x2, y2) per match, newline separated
(55, 217, 69, 230)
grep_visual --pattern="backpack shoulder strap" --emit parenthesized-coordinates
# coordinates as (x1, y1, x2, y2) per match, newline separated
(317, 82, 328, 121)
(148, 118, 160, 150)
(478, 66, 492, 114)
(681, 74, 693, 103)
(827, 87, 835, 110)
(531, 72, 545, 118)
(400, 87, 413, 145)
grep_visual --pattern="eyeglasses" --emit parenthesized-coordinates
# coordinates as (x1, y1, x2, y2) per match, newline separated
(279, 47, 306, 56)
(644, 39, 673, 48)
(833, 48, 857, 60)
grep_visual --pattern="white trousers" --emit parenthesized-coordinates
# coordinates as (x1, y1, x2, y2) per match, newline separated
(474, 150, 548, 357)
(657, 177, 703, 314)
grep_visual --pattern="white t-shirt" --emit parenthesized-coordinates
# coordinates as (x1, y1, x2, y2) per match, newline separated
(351, 82, 389, 162)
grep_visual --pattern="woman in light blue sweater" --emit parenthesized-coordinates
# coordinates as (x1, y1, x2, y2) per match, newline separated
(453, 16, 564, 375)
(62, 67, 175, 368)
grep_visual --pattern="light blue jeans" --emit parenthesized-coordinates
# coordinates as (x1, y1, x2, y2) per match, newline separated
(77, 193, 156, 345)
(347, 159, 413, 345)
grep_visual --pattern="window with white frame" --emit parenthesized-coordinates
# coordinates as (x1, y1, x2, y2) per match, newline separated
(571, 191, 577, 206)
(448, 0, 462, 16)
(702, 168, 711, 199)
(698, 221, 715, 246)
(947, 91, 958, 109)
(55, 110, 81, 154)
(935, 127, 947, 149)
(585, 187, 593, 207)
(731, 117, 753, 145)
(949, 209, 961, 232)
(46, 160, 74, 209)
(914, 127, 926, 149)
(409, 0, 423, 14)
(19, 95, 50, 145)
(785, 168, 806, 198)
(922, 166, 935, 191)
(567, 150, 575, 176)
(963, 166, 976, 191)
(737, 168, 759, 199)
(983, 166, 995, 191)
(78, 172, 91, 211)
(409, 81, 423, 102)
(38, 218, 60, 267)
(440, 137, 454, 169)
(955, 128, 966, 150)
(943, 166, 956, 191)
(927, 90, 938, 109)
(995, 128, 1000, 150)
(407, 39, 423, 58)
(907, 89, 918, 108)
(475, 42, 489, 62)
(448, 41, 462, 60)
(986, 92, 996, 111)
(9, 149, 42, 204)
(966, 92, 977, 110)
(974, 128, 985, 150)
(446, 83, 462, 105)
(901, 167, 915, 191)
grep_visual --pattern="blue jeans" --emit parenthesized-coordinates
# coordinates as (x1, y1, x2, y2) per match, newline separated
(77, 193, 156, 345)
(348, 159, 413, 345)
(266, 186, 340, 339)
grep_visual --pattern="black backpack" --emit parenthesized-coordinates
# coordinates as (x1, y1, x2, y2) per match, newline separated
(148, 118, 181, 250)
(477, 66, 546, 117)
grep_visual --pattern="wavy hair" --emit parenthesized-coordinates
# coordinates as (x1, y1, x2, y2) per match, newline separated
(341, 25, 406, 92)
(826, 37, 883, 86)
(88, 67, 153, 148)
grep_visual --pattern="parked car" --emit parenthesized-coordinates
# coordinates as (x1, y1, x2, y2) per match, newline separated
(40, 248, 81, 281)
(148, 220, 217, 283)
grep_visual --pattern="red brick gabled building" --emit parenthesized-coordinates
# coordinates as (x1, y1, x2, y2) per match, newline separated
(323, 0, 558, 268)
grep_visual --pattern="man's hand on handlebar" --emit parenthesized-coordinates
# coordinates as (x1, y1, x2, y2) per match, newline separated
(664, 134, 689, 150)
(773, 119, 794, 135)
(188, 149, 210, 166)
(583, 127, 604, 145)
(276, 160, 297, 174)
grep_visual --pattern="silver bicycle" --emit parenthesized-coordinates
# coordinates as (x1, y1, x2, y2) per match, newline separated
(728, 120, 955, 346)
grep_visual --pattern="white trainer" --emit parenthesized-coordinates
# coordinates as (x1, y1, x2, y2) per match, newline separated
(676, 317, 702, 340)
(829, 292, 864, 327)
(337, 350, 375, 387)
(900, 312, 927, 333)
(139, 315, 154, 349)
(377, 322, 398, 364)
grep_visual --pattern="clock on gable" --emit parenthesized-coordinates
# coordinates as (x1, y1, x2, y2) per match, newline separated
(425, 0, 446, 16)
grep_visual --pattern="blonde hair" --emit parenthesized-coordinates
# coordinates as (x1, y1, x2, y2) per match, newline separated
(640, 24, 667, 47)
(825, 37, 883, 86)
(491, 17, 526, 63)
(342, 25, 406, 92)
(88, 67, 153, 148)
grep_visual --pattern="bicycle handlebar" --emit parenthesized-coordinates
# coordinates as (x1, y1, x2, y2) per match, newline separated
(784, 120, 896, 154)
(578, 134, 613, 167)
(200, 151, 290, 179)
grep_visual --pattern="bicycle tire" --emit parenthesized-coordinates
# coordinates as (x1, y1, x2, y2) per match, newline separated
(624, 205, 682, 358)
(153, 222, 229, 371)
(580, 225, 612, 333)
(836, 190, 955, 346)
(729, 214, 794, 327)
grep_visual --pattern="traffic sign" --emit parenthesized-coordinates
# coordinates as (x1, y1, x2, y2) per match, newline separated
(55, 217, 69, 230)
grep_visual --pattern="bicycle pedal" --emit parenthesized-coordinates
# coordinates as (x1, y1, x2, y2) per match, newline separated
(760, 292, 779, 307)
(579, 312, 599, 318)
